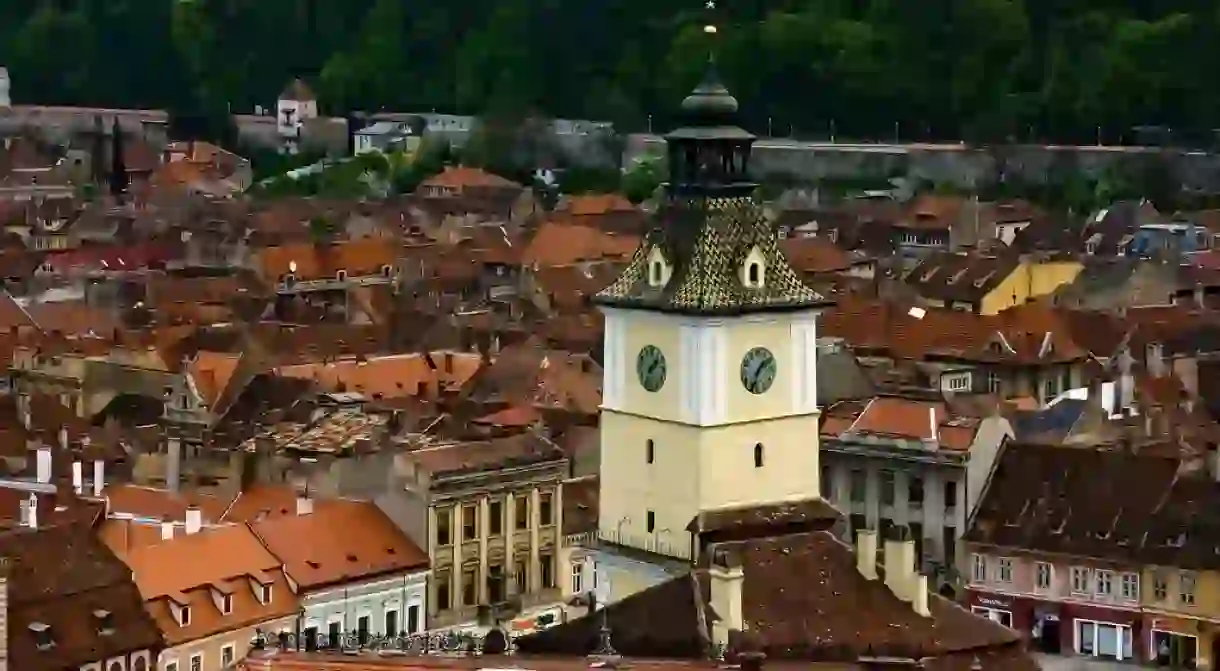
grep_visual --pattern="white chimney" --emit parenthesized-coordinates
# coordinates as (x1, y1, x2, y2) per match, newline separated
(295, 495, 313, 516)
(707, 549, 744, 650)
(17, 395, 29, 431)
(71, 461, 83, 495)
(35, 447, 51, 484)
(160, 521, 175, 541)
(92, 460, 104, 497)
(913, 574, 930, 617)
(883, 528, 916, 603)
(57, 426, 68, 451)
(927, 407, 938, 444)
(24, 494, 37, 529)
(185, 506, 202, 534)
(856, 528, 878, 580)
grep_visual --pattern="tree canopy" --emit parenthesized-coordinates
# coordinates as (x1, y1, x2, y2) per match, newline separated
(0, 0, 1216, 145)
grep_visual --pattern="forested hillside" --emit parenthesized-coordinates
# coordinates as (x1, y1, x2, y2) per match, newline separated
(0, 0, 1213, 143)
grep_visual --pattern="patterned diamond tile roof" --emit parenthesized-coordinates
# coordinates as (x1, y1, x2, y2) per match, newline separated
(594, 194, 828, 315)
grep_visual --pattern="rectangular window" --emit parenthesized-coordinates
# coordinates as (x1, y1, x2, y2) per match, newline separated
(327, 621, 341, 649)
(1043, 377, 1058, 401)
(850, 469, 866, 503)
(998, 557, 1013, 583)
(908, 476, 924, 507)
(646, 510, 655, 533)
(221, 644, 235, 667)
(436, 507, 452, 546)
(947, 374, 969, 391)
(1120, 573, 1139, 601)
(541, 552, 555, 589)
(1071, 566, 1092, 594)
(972, 554, 987, 583)
(515, 497, 529, 529)
(462, 504, 478, 539)
(190, 654, 203, 671)
(1181, 571, 1197, 605)
(436, 571, 451, 611)
(820, 465, 833, 499)
(1096, 570, 1113, 596)
(408, 604, 420, 633)
(540, 491, 553, 526)
(571, 562, 584, 594)
(489, 500, 503, 536)
(463, 567, 477, 605)
(1154, 573, 1168, 601)
(880, 470, 895, 506)
(944, 481, 958, 509)
(1035, 562, 1053, 590)
(385, 609, 399, 637)
(167, 663, 178, 671)
(646, 439, 654, 464)
(988, 372, 1002, 394)
(357, 615, 370, 645)
(514, 560, 527, 594)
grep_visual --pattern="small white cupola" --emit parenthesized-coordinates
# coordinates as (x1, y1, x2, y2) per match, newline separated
(741, 246, 766, 289)
(647, 246, 671, 288)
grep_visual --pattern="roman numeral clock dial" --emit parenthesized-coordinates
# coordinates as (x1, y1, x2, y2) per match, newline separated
(636, 345, 667, 392)
(740, 347, 777, 394)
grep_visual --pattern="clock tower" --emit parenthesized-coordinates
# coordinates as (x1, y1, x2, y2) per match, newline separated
(593, 50, 830, 560)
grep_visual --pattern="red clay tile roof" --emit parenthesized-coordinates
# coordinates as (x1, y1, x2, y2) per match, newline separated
(0, 523, 164, 669)
(420, 166, 522, 190)
(249, 499, 428, 590)
(522, 221, 639, 267)
(518, 529, 1034, 667)
(779, 237, 853, 274)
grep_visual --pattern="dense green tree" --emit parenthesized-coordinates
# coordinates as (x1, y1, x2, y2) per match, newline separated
(3, 0, 1220, 145)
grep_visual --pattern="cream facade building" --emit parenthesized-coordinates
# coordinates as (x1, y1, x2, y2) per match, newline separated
(592, 69, 830, 562)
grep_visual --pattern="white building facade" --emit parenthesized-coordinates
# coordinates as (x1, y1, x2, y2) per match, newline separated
(299, 570, 429, 648)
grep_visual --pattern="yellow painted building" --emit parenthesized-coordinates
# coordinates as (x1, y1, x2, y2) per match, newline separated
(906, 253, 1082, 315)
(591, 76, 830, 562)
(1141, 566, 1220, 668)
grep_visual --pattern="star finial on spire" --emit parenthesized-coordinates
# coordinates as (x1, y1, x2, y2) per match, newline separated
(704, 0, 718, 33)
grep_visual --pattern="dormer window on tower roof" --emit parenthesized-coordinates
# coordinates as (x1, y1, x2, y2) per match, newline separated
(647, 247, 671, 288)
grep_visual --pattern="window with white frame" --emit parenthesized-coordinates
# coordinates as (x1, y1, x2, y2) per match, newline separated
(1035, 562, 1053, 591)
(571, 562, 583, 594)
(1075, 620, 1133, 660)
(1120, 573, 1139, 601)
(997, 557, 1013, 583)
(972, 554, 988, 583)
(946, 374, 970, 392)
(190, 654, 203, 671)
(1071, 566, 1092, 594)
(1181, 571, 1197, 605)
(221, 644, 235, 667)
(1096, 570, 1113, 597)
(166, 663, 178, 671)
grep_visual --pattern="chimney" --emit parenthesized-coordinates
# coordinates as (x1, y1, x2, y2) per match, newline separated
(71, 461, 83, 495)
(883, 525, 916, 603)
(926, 406, 938, 446)
(165, 438, 181, 493)
(708, 548, 744, 650)
(855, 528, 878, 580)
(295, 494, 314, 516)
(35, 447, 51, 484)
(160, 521, 175, 541)
(18, 395, 29, 431)
(913, 574, 930, 617)
(185, 506, 202, 534)
(92, 460, 104, 497)
(24, 494, 37, 530)
(57, 426, 68, 451)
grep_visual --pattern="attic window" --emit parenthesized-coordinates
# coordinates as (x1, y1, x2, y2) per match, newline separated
(337, 270, 347, 281)
(260, 584, 273, 603)
(95, 609, 115, 635)
(179, 605, 192, 627)
(382, 265, 393, 277)
(650, 261, 663, 286)
(29, 622, 54, 650)
(283, 273, 296, 286)
(221, 593, 233, 614)
(748, 263, 761, 286)
(742, 246, 766, 289)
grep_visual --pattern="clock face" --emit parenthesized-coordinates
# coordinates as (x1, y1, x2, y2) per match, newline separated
(636, 345, 667, 392)
(740, 347, 777, 394)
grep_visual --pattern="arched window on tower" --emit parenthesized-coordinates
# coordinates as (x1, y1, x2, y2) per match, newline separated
(753, 443, 764, 468)
(748, 262, 760, 286)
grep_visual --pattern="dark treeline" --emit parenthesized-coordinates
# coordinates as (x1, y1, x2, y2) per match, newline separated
(0, 0, 1216, 145)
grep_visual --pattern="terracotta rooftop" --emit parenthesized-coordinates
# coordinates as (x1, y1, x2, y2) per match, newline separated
(0, 523, 164, 670)
(517, 529, 1036, 670)
(420, 166, 522, 190)
(249, 499, 428, 590)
